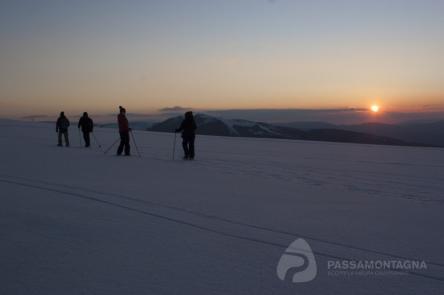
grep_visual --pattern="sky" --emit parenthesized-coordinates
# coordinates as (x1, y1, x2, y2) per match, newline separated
(0, 0, 443, 122)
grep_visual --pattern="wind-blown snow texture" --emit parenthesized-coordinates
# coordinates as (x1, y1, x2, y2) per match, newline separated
(1, 120, 443, 294)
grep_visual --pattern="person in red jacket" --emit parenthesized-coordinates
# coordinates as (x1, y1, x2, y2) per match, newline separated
(117, 106, 131, 156)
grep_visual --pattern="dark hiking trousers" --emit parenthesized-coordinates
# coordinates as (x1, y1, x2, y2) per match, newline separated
(117, 131, 131, 156)
(182, 136, 195, 159)
(58, 130, 69, 146)
(83, 132, 91, 147)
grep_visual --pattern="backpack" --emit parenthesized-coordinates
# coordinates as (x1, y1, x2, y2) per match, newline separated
(58, 117, 70, 130)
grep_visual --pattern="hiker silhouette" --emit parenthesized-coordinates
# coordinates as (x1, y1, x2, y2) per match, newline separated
(117, 106, 131, 156)
(176, 111, 197, 160)
(78, 112, 94, 147)
(56, 112, 70, 147)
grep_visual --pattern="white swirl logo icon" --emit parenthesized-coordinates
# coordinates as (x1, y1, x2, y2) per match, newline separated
(277, 238, 317, 283)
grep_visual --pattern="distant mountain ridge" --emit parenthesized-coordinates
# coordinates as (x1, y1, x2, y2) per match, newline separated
(149, 114, 430, 147)
(282, 120, 444, 147)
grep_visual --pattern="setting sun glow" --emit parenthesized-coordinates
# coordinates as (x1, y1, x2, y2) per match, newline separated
(371, 105, 380, 113)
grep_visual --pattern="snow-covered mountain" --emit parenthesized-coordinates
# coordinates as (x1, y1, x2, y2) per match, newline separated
(150, 114, 423, 147)
(150, 114, 298, 137)
(1, 120, 444, 294)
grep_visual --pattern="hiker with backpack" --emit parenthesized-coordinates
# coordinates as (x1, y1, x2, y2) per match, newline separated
(175, 111, 197, 160)
(56, 112, 70, 147)
(78, 112, 94, 147)
(117, 106, 131, 156)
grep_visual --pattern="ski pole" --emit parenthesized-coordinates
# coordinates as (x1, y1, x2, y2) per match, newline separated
(172, 132, 177, 160)
(130, 130, 142, 158)
(92, 132, 102, 149)
(104, 138, 120, 155)
(78, 128, 82, 147)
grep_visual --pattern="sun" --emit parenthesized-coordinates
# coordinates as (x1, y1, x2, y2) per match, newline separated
(371, 105, 380, 113)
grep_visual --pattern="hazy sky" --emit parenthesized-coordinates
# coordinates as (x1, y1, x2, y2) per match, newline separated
(0, 0, 443, 118)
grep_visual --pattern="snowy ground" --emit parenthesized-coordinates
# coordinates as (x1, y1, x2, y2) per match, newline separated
(1, 120, 443, 294)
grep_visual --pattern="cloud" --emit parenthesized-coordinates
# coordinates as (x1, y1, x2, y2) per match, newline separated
(422, 104, 444, 111)
(159, 106, 191, 112)
(21, 115, 51, 120)
(204, 108, 370, 124)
